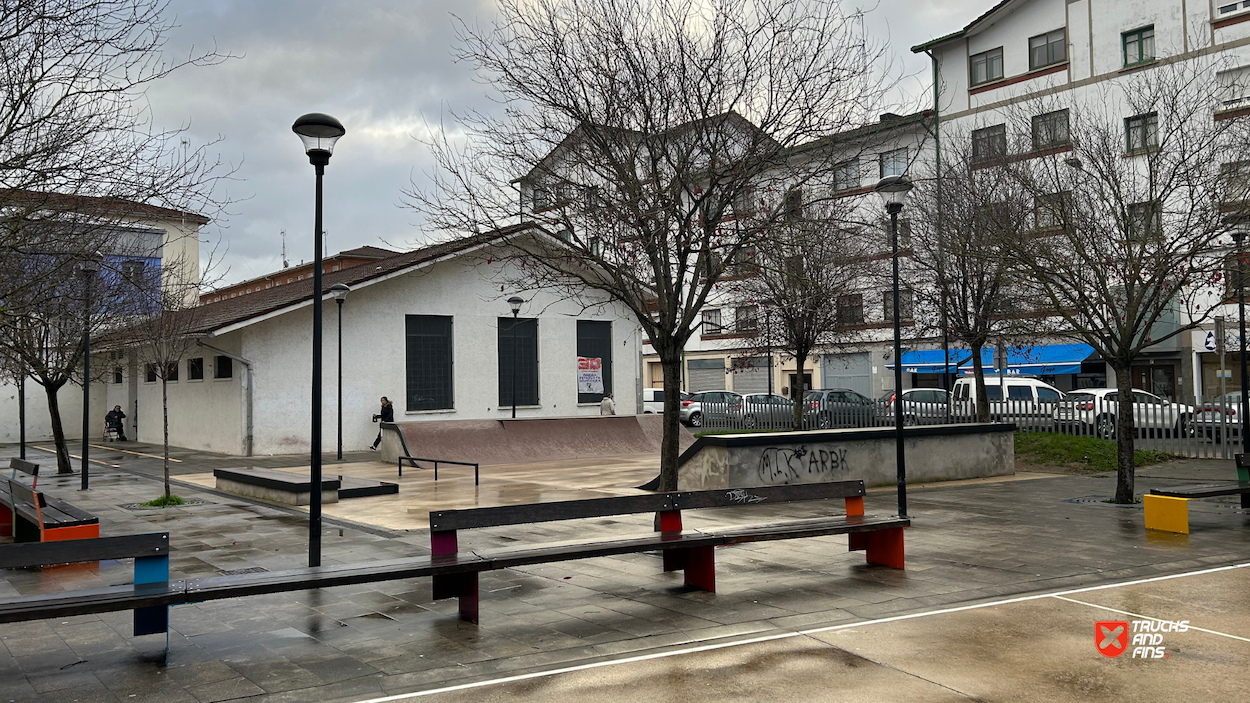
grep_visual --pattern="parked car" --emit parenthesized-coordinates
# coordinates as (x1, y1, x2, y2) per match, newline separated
(1194, 391, 1244, 442)
(688, 390, 744, 427)
(803, 389, 876, 429)
(641, 387, 666, 414)
(1052, 388, 1195, 439)
(877, 388, 950, 426)
(740, 393, 796, 429)
(680, 392, 704, 426)
(951, 376, 1064, 425)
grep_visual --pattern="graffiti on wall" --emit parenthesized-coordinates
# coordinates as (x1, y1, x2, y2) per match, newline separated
(755, 444, 849, 485)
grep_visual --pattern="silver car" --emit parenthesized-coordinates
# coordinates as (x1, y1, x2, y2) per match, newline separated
(876, 388, 950, 426)
(740, 393, 797, 429)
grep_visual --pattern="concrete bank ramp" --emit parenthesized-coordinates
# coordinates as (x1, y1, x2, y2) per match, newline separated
(380, 414, 693, 466)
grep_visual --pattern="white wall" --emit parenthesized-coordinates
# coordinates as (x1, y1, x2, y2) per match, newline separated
(143, 255, 641, 456)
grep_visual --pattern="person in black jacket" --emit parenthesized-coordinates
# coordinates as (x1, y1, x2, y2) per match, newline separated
(370, 397, 393, 450)
(105, 405, 127, 441)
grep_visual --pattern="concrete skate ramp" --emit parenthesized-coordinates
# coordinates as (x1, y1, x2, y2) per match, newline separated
(380, 414, 694, 467)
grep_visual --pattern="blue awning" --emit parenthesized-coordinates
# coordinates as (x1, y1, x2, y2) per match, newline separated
(957, 343, 1095, 376)
(887, 349, 972, 374)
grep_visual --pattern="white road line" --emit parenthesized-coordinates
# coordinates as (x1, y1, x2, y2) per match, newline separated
(350, 560, 1250, 703)
(1052, 595, 1250, 643)
(87, 444, 182, 462)
(27, 445, 119, 468)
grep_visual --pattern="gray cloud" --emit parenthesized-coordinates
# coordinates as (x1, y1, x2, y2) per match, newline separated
(144, 0, 990, 287)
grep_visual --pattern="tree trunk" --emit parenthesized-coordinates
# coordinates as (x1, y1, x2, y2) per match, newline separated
(792, 354, 807, 430)
(162, 376, 171, 498)
(658, 350, 684, 491)
(970, 341, 990, 423)
(1113, 363, 1136, 504)
(43, 380, 73, 474)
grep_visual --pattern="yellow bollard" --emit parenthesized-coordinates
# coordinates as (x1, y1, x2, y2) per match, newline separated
(1144, 494, 1189, 534)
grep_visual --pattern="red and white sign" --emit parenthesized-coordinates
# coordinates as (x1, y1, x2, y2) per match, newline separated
(577, 357, 604, 394)
(1096, 621, 1129, 658)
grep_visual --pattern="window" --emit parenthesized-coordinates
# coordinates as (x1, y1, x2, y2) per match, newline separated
(971, 125, 1006, 164)
(214, 355, 233, 379)
(406, 315, 454, 411)
(702, 308, 723, 334)
(1029, 29, 1066, 69)
(1125, 113, 1158, 152)
(732, 187, 756, 216)
(879, 148, 908, 178)
(1031, 109, 1070, 150)
(1225, 251, 1250, 297)
(1034, 192, 1069, 230)
(836, 294, 864, 325)
(1217, 66, 1250, 111)
(188, 357, 204, 380)
(834, 160, 860, 192)
(532, 187, 552, 211)
(734, 306, 758, 333)
(498, 317, 538, 407)
(727, 246, 758, 278)
(970, 47, 1004, 86)
(1222, 161, 1250, 203)
(166, 362, 178, 381)
(120, 260, 146, 280)
(1037, 387, 1061, 403)
(1123, 26, 1154, 67)
(784, 189, 804, 220)
(1219, 2, 1250, 15)
(1007, 386, 1032, 401)
(576, 320, 613, 403)
(1128, 202, 1162, 241)
(985, 385, 1002, 401)
(112, 367, 123, 384)
(883, 289, 914, 322)
(145, 363, 157, 383)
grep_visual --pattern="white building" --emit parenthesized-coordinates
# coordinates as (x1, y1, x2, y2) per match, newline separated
(913, 0, 1250, 403)
(90, 227, 642, 456)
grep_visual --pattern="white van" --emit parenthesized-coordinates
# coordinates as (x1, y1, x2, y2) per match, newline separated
(642, 388, 666, 414)
(951, 376, 1064, 424)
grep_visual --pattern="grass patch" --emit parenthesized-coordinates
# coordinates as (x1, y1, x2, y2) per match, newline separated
(139, 494, 186, 508)
(1014, 432, 1176, 474)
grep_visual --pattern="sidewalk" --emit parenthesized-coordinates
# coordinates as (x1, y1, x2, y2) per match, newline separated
(0, 443, 1247, 702)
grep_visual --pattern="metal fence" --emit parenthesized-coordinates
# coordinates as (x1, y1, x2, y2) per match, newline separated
(688, 393, 1242, 459)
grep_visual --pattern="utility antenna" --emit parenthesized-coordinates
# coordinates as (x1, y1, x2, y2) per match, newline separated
(281, 229, 289, 269)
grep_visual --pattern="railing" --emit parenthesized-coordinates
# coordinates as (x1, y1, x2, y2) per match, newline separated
(687, 394, 1241, 459)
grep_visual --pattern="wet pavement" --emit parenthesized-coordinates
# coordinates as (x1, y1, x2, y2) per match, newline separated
(0, 442, 1248, 702)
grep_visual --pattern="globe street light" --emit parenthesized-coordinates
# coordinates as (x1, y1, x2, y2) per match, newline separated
(330, 283, 351, 461)
(508, 296, 524, 419)
(875, 174, 914, 519)
(78, 258, 99, 488)
(293, 112, 344, 568)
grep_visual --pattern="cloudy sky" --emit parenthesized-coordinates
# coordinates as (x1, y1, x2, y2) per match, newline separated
(146, 0, 990, 288)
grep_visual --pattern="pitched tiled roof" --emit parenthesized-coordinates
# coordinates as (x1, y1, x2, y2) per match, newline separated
(0, 189, 210, 225)
(189, 224, 534, 336)
(336, 245, 396, 259)
(910, 0, 1018, 52)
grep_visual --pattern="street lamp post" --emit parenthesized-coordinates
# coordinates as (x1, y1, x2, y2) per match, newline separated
(875, 174, 914, 519)
(293, 112, 345, 568)
(330, 283, 351, 461)
(78, 259, 99, 488)
(508, 296, 524, 418)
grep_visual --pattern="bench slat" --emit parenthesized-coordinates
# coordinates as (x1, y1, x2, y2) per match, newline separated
(0, 533, 168, 569)
(0, 582, 185, 624)
(186, 552, 485, 600)
(674, 481, 865, 510)
(431, 494, 675, 532)
(8, 459, 38, 477)
(711, 515, 909, 543)
(474, 530, 722, 570)
(1150, 482, 1250, 499)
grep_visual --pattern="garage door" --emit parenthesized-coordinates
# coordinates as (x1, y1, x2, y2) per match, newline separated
(821, 352, 871, 396)
(731, 356, 771, 394)
(687, 358, 726, 392)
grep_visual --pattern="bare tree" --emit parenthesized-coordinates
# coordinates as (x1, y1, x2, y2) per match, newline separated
(0, 0, 233, 471)
(909, 138, 1041, 422)
(726, 212, 872, 429)
(405, 0, 900, 489)
(1002, 55, 1250, 503)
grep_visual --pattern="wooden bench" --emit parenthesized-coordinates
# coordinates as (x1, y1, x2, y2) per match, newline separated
(398, 456, 480, 485)
(0, 533, 170, 635)
(0, 459, 99, 542)
(428, 481, 908, 622)
(1144, 454, 1250, 534)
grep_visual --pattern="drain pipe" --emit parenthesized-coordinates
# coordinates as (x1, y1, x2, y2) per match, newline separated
(196, 340, 255, 457)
